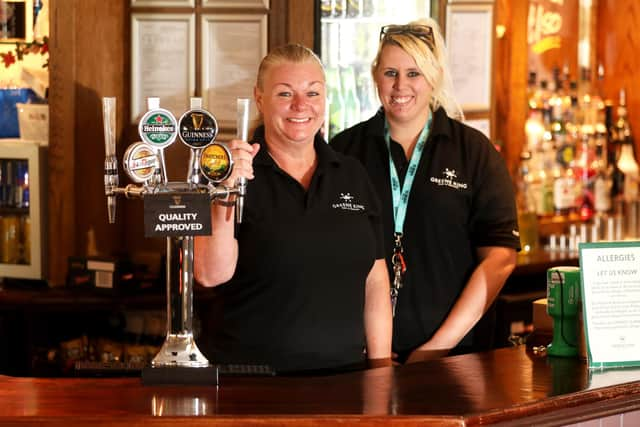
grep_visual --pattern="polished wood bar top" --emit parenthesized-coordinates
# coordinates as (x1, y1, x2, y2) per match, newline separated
(2, 346, 640, 426)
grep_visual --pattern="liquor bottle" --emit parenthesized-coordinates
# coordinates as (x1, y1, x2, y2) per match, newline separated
(564, 80, 579, 131)
(593, 64, 607, 137)
(553, 133, 578, 218)
(356, 68, 378, 119)
(362, 0, 374, 17)
(535, 141, 555, 217)
(575, 133, 595, 222)
(616, 133, 639, 202)
(326, 66, 346, 140)
(612, 89, 637, 202)
(346, 0, 361, 18)
(526, 71, 538, 110)
(593, 159, 613, 215)
(333, 0, 346, 17)
(535, 79, 551, 114)
(341, 66, 360, 129)
(524, 108, 545, 153)
(516, 151, 539, 253)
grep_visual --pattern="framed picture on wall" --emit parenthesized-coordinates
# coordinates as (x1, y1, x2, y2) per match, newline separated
(445, 2, 493, 112)
(464, 117, 491, 139)
(202, 0, 269, 8)
(130, 0, 195, 7)
(200, 12, 267, 130)
(0, 0, 33, 41)
(130, 13, 195, 122)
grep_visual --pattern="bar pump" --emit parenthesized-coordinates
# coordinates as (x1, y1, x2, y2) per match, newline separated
(546, 266, 581, 357)
(102, 96, 248, 384)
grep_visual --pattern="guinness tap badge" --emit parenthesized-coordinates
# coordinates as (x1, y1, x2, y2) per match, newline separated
(178, 108, 218, 149)
(200, 143, 233, 183)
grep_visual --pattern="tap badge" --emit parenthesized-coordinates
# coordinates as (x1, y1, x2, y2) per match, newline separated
(200, 143, 233, 183)
(138, 107, 178, 149)
(178, 108, 219, 149)
(123, 141, 159, 183)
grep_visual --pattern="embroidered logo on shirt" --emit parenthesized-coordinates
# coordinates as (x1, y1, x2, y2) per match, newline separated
(332, 192, 365, 211)
(429, 168, 468, 190)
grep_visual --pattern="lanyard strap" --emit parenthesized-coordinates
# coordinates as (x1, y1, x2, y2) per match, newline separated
(384, 112, 432, 236)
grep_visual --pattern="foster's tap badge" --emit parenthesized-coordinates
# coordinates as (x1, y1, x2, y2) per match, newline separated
(123, 142, 159, 183)
(200, 143, 233, 183)
(138, 108, 178, 149)
(178, 109, 218, 149)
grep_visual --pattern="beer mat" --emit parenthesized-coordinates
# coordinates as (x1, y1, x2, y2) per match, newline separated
(74, 361, 145, 377)
(142, 365, 219, 386)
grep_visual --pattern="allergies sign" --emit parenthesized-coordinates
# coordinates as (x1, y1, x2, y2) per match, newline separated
(144, 192, 211, 237)
(579, 241, 640, 369)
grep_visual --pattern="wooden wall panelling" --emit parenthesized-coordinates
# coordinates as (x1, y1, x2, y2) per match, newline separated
(268, 0, 287, 48)
(597, 0, 640, 155)
(493, 0, 528, 177)
(74, 0, 127, 261)
(48, 0, 78, 286)
(286, 0, 314, 48)
(48, 0, 127, 286)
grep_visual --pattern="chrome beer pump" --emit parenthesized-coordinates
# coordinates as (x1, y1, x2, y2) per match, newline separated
(102, 96, 250, 384)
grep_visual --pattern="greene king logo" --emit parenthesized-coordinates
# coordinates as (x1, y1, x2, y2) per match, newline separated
(332, 192, 365, 211)
(430, 168, 468, 190)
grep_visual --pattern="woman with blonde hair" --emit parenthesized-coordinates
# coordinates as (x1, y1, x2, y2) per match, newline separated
(332, 18, 519, 363)
(195, 44, 392, 373)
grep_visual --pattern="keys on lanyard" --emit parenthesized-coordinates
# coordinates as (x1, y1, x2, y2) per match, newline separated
(390, 232, 406, 317)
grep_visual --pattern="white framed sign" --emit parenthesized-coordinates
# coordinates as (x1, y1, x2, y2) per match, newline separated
(131, 0, 195, 7)
(202, 0, 269, 7)
(464, 118, 490, 139)
(131, 13, 195, 122)
(445, 3, 493, 112)
(201, 13, 267, 129)
(579, 241, 640, 369)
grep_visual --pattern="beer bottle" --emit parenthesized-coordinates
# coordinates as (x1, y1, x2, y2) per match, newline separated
(333, 0, 345, 17)
(341, 66, 360, 129)
(362, 0, 374, 17)
(516, 151, 539, 253)
(326, 66, 346, 140)
(320, 0, 332, 17)
(346, 0, 361, 18)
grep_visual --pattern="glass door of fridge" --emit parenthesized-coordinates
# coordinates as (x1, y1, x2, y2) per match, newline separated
(319, 0, 432, 140)
(0, 140, 46, 280)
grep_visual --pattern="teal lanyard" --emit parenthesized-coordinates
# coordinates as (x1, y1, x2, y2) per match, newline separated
(383, 112, 432, 237)
(385, 112, 431, 316)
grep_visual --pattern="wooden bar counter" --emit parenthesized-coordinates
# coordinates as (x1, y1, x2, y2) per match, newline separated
(2, 346, 640, 426)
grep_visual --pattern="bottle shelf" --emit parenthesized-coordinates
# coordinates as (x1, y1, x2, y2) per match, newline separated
(0, 207, 29, 216)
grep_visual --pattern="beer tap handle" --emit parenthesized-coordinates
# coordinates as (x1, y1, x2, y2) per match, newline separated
(102, 97, 118, 224)
(235, 98, 251, 224)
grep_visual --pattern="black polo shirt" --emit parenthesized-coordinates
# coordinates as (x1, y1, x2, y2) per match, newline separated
(202, 127, 385, 372)
(331, 108, 520, 355)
